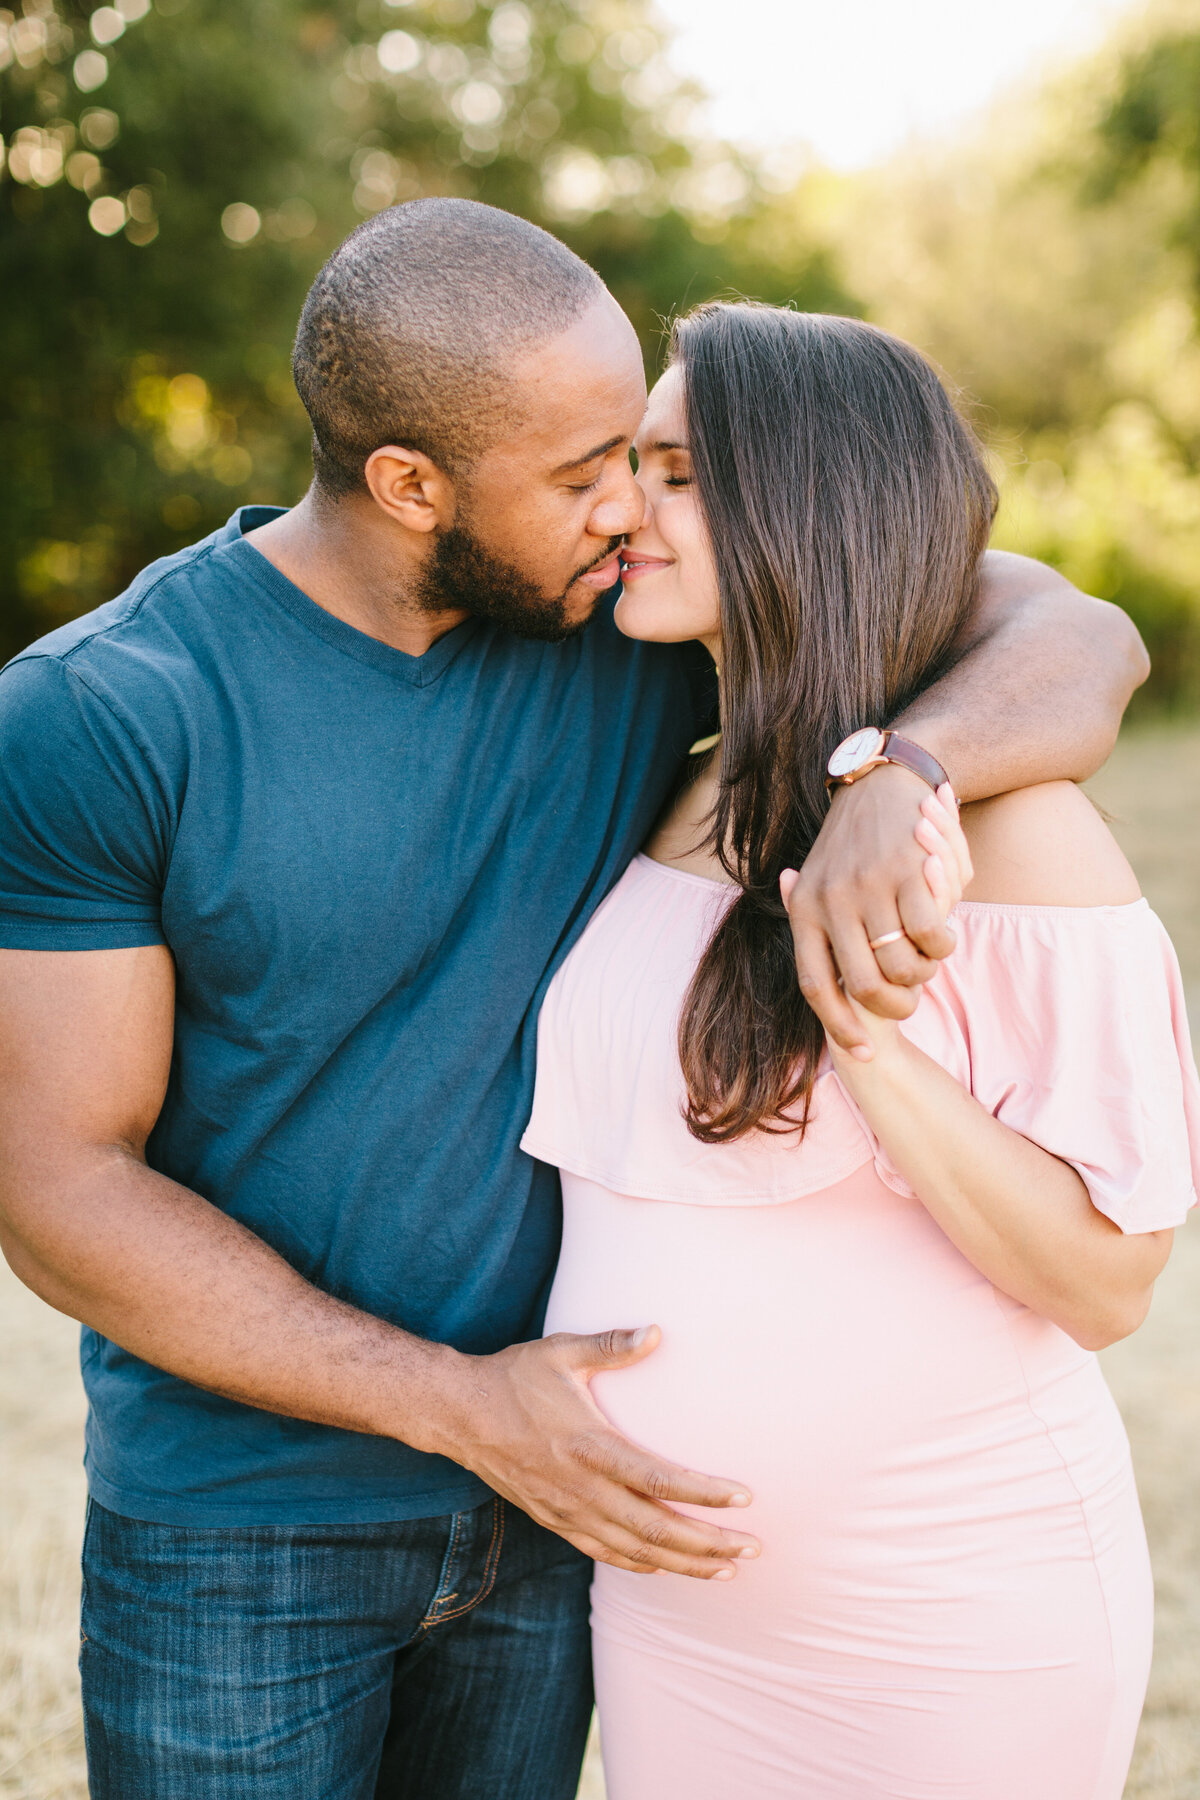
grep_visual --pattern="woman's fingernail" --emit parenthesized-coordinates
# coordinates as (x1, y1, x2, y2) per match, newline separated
(738, 1544, 760, 1558)
(713, 1566, 736, 1581)
(729, 1491, 751, 1506)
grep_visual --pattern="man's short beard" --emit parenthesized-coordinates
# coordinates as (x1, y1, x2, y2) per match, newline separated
(416, 520, 622, 644)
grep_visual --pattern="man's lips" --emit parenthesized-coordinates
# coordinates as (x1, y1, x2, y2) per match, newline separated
(577, 554, 623, 589)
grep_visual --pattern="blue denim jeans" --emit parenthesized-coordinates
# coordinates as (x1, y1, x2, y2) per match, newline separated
(80, 1495, 593, 1799)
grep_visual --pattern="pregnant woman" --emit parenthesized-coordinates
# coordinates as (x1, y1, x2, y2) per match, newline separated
(520, 305, 1200, 1798)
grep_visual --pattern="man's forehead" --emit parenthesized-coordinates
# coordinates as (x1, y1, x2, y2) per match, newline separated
(511, 292, 642, 390)
(495, 332, 647, 464)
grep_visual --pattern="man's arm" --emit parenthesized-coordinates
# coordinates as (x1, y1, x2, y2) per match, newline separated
(0, 946, 757, 1579)
(784, 551, 1149, 1055)
(895, 549, 1149, 793)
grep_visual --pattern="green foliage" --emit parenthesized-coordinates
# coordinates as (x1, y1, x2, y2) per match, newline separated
(820, 5, 1200, 709)
(13, 0, 1200, 704)
(1090, 31, 1200, 221)
(0, 0, 849, 658)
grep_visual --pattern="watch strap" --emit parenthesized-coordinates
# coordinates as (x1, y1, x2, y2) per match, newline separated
(877, 732, 950, 794)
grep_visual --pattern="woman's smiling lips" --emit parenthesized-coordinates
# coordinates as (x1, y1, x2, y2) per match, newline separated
(619, 552, 674, 580)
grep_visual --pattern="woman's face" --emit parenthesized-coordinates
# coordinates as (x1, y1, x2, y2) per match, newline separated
(613, 364, 721, 656)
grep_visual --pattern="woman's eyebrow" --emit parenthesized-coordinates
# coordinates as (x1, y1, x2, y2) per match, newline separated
(642, 439, 688, 454)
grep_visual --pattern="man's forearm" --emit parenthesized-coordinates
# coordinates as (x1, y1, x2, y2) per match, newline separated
(892, 550, 1148, 801)
(1, 1148, 459, 1450)
(1, 1146, 763, 1578)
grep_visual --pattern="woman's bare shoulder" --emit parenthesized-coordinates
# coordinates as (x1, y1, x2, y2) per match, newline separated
(960, 781, 1141, 907)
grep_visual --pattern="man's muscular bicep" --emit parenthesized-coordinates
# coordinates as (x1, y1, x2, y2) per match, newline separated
(894, 550, 1148, 796)
(969, 549, 1149, 694)
(0, 945, 174, 1196)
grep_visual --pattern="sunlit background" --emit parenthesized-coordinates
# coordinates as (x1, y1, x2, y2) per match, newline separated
(4, 0, 1200, 705)
(4, 6, 1200, 1798)
(658, 0, 1127, 169)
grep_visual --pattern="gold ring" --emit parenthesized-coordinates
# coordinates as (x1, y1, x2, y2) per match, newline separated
(867, 929, 907, 951)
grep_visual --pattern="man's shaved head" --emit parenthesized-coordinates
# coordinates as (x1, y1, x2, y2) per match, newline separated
(293, 198, 606, 498)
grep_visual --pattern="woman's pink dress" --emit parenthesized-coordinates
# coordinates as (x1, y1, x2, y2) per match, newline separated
(521, 854, 1200, 1800)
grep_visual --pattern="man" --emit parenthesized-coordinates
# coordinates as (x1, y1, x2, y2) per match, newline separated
(0, 201, 1144, 1799)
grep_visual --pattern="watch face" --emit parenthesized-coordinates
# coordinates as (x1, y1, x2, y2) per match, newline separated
(827, 726, 886, 778)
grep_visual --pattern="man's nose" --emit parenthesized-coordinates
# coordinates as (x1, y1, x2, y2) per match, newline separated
(591, 465, 646, 540)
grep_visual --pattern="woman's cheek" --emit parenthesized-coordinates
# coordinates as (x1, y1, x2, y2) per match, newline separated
(613, 578, 696, 644)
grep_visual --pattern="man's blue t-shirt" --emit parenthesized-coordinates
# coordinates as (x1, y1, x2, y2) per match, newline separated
(0, 508, 711, 1526)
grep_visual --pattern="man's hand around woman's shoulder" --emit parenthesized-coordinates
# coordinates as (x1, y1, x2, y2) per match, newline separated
(780, 771, 971, 1060)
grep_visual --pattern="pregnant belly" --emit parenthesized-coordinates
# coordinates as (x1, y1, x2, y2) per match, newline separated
(546, 1168, 1136, 1600)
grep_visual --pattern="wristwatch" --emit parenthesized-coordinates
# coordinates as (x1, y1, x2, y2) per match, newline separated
(825, 728, 949, 796)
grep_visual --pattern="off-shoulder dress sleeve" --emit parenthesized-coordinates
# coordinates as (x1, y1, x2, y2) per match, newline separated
(866, 899, 1200, 1233)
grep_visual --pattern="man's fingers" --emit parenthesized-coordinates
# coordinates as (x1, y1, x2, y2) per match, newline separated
(614, 1493, 758, 1565)
(576, 1432, 753, 1512)
(603, 1529, 746, 1580)
(826, 916, 919, 1021)
(577, 1529, 742, 1581)
(789, 921, 872, 1056)
(896, 873, 957, 960)
(571, 1485, 759, 1575)
(869, 930, 939, 989)
(571, 1532, 663, 1576)
(861, 905, 939, 988)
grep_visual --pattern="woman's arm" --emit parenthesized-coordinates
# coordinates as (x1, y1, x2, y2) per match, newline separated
(828, 782, 1173, 1350)
(833, 1024, 1172, 1349)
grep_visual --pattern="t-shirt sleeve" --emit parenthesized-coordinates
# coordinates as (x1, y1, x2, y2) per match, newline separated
(0, 655, 168, 949)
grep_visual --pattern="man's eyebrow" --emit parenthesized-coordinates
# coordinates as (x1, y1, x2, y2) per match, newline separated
(551, 435, 625, 476)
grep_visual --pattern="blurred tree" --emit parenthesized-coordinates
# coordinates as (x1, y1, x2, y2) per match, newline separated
(820, 12, 1200, 710)
(1088, 27, 1200, 289)
(0, 0, 848, 656)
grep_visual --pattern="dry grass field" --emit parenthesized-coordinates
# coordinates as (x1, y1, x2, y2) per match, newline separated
(3, 723, 1199, 1800)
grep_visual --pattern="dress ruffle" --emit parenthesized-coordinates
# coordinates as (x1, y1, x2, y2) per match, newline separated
(865, 899, 1200, 1232)
(521, 857, 1200, 1231)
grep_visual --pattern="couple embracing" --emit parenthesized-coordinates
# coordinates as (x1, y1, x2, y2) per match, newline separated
(1, 200, 1197, 1800)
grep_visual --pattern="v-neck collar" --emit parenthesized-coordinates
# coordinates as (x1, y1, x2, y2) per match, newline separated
(222, 507, 481, 689)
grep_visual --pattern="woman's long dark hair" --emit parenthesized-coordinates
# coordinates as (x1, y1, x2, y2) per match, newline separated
(675, 304, 997, 1143)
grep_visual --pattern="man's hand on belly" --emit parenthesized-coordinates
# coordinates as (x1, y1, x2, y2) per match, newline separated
(420, 1325, 761, 1579)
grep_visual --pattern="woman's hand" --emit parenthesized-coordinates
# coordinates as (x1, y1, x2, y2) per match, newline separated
(918, 784, 972, 919)
(826, 990, 906, 1074)
(832, 784, 970, 1072)
(783, 782, 971, 1068)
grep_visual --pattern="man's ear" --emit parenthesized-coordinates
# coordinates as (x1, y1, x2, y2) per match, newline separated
(364, 444, 457, 534)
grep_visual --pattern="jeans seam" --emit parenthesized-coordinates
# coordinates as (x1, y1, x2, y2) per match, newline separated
(430, 1499, 505, 1625)
(79, 1497, 94, 1655)
(409, 1507, 466, 1640)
